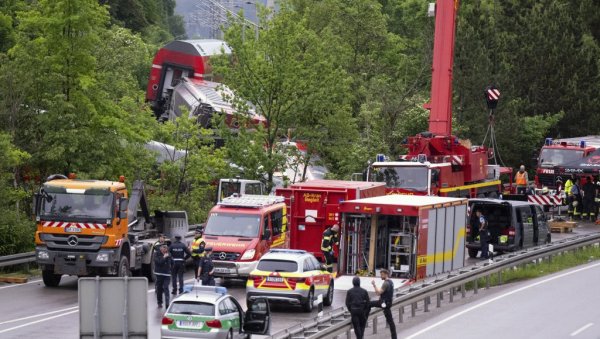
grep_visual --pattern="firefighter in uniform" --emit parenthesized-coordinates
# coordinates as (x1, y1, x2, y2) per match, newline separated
(169, 235, 191, 295)
(189, 227, 206, 280)
(565, 175, 574, 218)
(321, 224, 340, 273)
(582, 176, 596, 221)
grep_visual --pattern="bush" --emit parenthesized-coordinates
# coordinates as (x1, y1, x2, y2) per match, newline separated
(0, 211, 35, 256)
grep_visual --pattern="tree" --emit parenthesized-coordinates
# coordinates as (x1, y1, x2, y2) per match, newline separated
(213, 2, 356, 185)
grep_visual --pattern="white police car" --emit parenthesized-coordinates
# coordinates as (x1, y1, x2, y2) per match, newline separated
(161, 285, 270, 338)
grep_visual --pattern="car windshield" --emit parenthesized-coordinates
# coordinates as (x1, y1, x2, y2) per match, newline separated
(169, 301, 215, 316)
(257, 259, 298, 272)
(539, 149, 584, 167)
(370, 166, 428, 192)
(204, 213, 260, 237)
(40, 189, 113, 219)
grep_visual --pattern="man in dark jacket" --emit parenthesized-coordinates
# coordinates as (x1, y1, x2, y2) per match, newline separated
(154, 244, 173, 308)
(169, 235, 192, 295)
(370, 269, 396, 339)
(582, 176, 596, 221)
(321, 224, 340, 273)
(345, 276, 370, 339)
(198, 247, 215, 286)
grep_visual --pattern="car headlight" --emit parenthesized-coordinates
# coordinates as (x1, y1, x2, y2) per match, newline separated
(37, 251, 49, 260)
(96, 253, 110, 262)
(240, 249, 255, 260)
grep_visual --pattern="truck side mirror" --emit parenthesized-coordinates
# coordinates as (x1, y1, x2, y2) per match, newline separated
(262, 229, 271, 240)
(119, 198, 128, 219)
(33, 193, 40, 215)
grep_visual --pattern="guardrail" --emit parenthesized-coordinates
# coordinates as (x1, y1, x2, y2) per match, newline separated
(268, 232, 600, 339)
(0, 251, 36, 269)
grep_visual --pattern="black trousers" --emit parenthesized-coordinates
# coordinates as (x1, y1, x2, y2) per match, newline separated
(171, 262, 185, 293)
(201, 273, 215, 286)
(155, 275, 171, 306)
(370, 300, 396, 339)
(350, 310, 367, 339)
(192, 257, 201, 279)
(322, 251, 334, 273)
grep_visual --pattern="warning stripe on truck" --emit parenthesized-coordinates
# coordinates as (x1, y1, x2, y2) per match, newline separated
(42, 221, 106, 230)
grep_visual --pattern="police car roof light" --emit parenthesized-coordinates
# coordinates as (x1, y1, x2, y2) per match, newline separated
(269, 249, 307, 254)
(183, 284, 228, 295)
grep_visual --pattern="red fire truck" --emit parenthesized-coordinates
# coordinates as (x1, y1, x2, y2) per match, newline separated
(362, 0, 501, 199)
(275, 180, 386, 260)
(535, 136, 600, 189)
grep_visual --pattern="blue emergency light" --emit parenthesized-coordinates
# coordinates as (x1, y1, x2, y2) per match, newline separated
(376, 154, 385, 162)
(545, 138, 553, 146)
(580, 140, 586, 148)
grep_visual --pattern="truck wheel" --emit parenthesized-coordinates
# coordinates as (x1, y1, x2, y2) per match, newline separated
(323, 283, 334, 306)
(117, 256, 131, 277)
(142, 257, 155, 282)
(302, 289, 314, 312)
(42, 269, 62, 287)
(468, 248, 479, 258)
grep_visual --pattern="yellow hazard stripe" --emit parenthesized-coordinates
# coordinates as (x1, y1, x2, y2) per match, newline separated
(417, 227, 465, 267)
(439, 180, 501, 193)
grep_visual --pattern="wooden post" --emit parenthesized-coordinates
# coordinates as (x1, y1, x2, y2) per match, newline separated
(369, 215, 378, 274)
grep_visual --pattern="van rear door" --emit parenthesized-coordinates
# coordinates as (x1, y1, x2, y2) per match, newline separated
(533, 205, 550, 245)
(516, 206, 535, 248)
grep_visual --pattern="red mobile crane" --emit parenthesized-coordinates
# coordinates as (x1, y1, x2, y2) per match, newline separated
(366, 0, 501, 198)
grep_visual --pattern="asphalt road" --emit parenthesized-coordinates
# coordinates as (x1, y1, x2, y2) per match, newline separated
(0, 221, 597, 338)
(400, 261, 600, 339)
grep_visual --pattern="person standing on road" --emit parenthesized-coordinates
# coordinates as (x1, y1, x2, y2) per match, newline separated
(566, 175, 575, 218)
(169, 235, 192, 295)
(515, 165, 529, 195)
(189, 227, 206, 280)
(154, 244, 173, 308)
(476, 210, 490, 259)
(198, 247, 215, 286)
(571, 178, 582, 220)
(346, 276, 370, 339)
(153, 234, 167, 255)
(370, 269, 396, 339)
(582, 176, 596, 221)
(321, 224, 340, 273)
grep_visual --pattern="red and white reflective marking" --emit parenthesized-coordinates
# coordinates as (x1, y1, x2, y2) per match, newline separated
(487, 88, 500, 100)
(527, 195, 562, 206)
(151, 64, 162, 69)
(42, 221, 106, 230)
(451, 155, 463, 165)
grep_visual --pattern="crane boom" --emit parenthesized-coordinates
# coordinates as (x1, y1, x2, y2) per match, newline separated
(426, 0, 458, 136)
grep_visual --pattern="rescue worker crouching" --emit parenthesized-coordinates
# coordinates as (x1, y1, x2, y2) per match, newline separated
(321, 224, 340, 273)
(197, 247, 215, 286)
(189, 227, 206, 280)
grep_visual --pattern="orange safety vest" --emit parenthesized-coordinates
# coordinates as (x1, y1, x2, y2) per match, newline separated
(516, 171, 527, 186)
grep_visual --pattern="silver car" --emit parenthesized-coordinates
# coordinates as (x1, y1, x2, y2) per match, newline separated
(161, 285, 270, 338)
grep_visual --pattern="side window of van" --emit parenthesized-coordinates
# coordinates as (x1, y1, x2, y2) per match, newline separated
(535, 206, 546, 222)
(519, 207, 533, 224)
(271, 209, 283, 237)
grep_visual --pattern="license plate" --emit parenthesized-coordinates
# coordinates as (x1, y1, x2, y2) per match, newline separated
(266, 276, 284, 282)
(65, 226, 82, 233)
(176, 320, 204, 328)
(214, 267, 233, 274)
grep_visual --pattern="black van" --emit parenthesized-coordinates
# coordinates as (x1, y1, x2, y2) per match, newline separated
(466, 199, 551, 258)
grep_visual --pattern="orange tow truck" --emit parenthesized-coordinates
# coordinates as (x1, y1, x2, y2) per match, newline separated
(34, 175, 190, 287)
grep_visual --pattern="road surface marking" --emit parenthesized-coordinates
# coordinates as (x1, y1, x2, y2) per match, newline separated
(570, 323, 594, 336)
(0, 277, 197, 334)
(0, 310, 79, 334)
(0, 279, 43, 290)
(0, 306, 78, 325)
(406, 261, 600, 339)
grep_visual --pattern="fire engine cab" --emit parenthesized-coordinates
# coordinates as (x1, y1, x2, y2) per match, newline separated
(202, 195, 289, 282)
